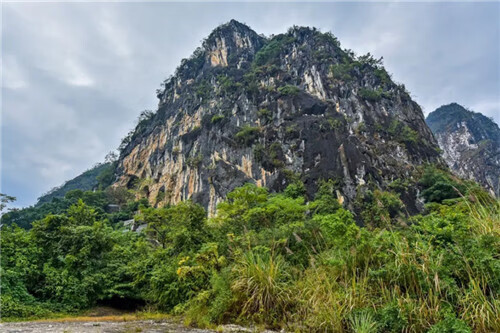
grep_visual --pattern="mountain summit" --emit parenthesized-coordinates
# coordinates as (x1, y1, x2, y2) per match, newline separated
(115, 21, 442, 215)
(426, 103, 500, 196)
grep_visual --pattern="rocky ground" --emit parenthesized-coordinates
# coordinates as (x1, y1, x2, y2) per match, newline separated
(0, 320, 211, 333)
(0, 307, 273, 333)
(0, 321, 270, 333)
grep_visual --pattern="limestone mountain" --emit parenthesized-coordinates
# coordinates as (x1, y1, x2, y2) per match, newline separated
(115, 20, 442, 215)
(426, 103, 500, 196)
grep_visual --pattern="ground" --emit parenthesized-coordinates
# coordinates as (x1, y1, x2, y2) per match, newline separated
(0, 307, 269, 333)
(0, 320, 213, 333)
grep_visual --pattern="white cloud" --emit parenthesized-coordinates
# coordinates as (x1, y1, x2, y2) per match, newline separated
(2, 55, 27, 89)
(63, 59, 94, 87)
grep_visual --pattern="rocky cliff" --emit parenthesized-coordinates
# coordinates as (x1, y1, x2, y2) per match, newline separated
(115, 20, 442, 215)
(426, 103, 500, 196)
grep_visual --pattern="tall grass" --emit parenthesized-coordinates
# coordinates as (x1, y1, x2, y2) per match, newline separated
(231, 251, 291, 326)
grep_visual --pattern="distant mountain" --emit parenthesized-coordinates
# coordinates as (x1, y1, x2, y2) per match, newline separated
(36, 162, 112, 205)
(426, 103, 500, 196)
(113, 20, 443, 215)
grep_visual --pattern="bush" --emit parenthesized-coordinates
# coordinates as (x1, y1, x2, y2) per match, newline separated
(358, 87, 387, 102)
(428, 316, 472, 333)
(360, 190, 404, 228)
(257, 108, 272, 122)
(419, 166, 466, 203)
(387, 119, 419, 145)
(195, 81, 212, 101)
(253, 34, 296, 67)
(330, 62, 355, 82)
(210, 114, 225, 124)
(278, 85, 300, 96)
(235, 125, 260, 146)
(186, 154, 203, 168)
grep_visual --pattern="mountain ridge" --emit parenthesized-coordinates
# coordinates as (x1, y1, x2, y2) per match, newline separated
(426, 103, 500, 196)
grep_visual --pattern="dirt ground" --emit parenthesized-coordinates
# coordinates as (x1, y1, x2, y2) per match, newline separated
(0, 307, 269, 333)
(0, 320, 215, 333)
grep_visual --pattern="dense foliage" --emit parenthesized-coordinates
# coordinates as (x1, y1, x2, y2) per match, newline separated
(1, 169, 499, 332)
(1, 187, 142, 230)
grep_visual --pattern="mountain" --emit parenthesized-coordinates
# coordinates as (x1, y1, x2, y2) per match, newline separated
(36, 162, 112, 205)
(114, 20, 442, 215)
(426, 103, 500, 196)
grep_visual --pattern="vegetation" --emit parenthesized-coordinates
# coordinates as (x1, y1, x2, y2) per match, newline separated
(1, 187, 142, 230)
(2, 169, 499, 332)
(358, 87, 390, 102)
(253, 34, 296, 67)
(195, 81, 212, 102)
(257, 108, 272, 122)
(210, 114, 225, 124)
(277, 85, 300, 96)
(235, 125, 260, 146)
(330, 61, 356, 82)
(388, 119, 420, 146)
(217, 75, 242, 95)
(186, 154, 203, 168)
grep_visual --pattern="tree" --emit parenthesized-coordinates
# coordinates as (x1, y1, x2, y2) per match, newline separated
(140, 201, 207, 254)
(0, 193, 16, 214)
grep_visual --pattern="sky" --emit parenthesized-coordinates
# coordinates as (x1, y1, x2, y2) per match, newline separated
(2, 1, 499, 208)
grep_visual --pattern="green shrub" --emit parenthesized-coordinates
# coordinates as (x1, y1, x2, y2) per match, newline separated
(419, 166, 466, 203)
(360, 190, 404, 228)
(388, 119, 419, 145)
(253, 34, 296, 67)
(235, 125, 260, 146)
(257, 108, 272, 122)
(284, 181, 306, 199)
(358, 87, 386, 102)
(428, 316, 472, 333)
(195, 81, 212, 101)
(278, 85, 300, 96)
(186, 154, 203, 168)
(253, 143, 265, 162)
(330, 62, 355, 82)
(327, 117, 343, 130)
(210, 114, 225, 124)
(217, 75, 241, 95)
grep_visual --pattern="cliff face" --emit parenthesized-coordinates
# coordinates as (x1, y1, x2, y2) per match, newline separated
(115, 20, 442, 215)
(426, 103, 500, 197)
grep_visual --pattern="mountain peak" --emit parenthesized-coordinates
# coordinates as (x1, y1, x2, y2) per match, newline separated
(427, 103, 500, 142)
(203, 20, 265, 67)
(426, 103, 500, 196)
(125, 22, 443, 215)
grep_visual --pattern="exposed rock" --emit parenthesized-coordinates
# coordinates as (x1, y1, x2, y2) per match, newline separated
(426, 103, 500, 196)
(115, 21, 443, 216)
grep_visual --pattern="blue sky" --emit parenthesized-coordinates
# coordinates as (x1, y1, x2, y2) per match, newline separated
(2, 1, 499, 207)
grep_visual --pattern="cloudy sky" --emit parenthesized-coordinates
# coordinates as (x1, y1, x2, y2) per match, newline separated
(2, 1, 499, 207)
